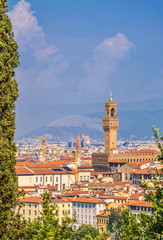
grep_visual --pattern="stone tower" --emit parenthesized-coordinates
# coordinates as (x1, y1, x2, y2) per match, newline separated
(102, 92, 119, 154)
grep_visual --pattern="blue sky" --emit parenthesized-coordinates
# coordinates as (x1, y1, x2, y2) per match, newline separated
(8, 0, 163, 106)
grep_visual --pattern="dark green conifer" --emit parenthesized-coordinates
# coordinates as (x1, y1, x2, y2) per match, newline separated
(0, 0, 25, 238)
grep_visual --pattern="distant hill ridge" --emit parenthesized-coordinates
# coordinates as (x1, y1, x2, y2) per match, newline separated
(18, 107, 163, 141)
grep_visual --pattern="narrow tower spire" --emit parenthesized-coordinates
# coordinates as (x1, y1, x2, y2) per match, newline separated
(109, 90, 113, 102)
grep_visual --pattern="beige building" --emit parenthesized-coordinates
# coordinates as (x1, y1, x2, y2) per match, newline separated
(131, 167, 163, 186)
(19, 196, 73, 224)
(16, 166, 75, 190)
(125, 200, 153, 218)
(96, 202, 120, 233)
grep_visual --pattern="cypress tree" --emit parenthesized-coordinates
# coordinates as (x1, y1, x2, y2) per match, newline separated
(0, 0, 25, 238)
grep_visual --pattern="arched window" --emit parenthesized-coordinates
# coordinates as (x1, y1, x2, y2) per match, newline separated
(111, 108, 115, 117)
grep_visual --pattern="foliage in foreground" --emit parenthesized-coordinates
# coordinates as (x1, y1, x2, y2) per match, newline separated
(0, 0, 25, 239)
(70, 224, 100, 240)
(25, 192, 109, 240)
(110, 127, 163, 239)
(25, 192, 73, 240)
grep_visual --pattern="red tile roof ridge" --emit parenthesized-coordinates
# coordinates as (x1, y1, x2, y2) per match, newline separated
(97, 213, 110, 217)
(132, 167, 162, 174)
(72, 197, 105, 203)
(15, 166, 34, 175)
(109, 159, 126, 163)
(138, 161, 154, 166)
(124, 150, 159, 154)
(125, 162, 139, 169)
(125, 200, 152, 207)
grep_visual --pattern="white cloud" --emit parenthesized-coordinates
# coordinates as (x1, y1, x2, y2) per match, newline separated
(82, 33, 133, 91)
(8, 0, 60, 61)
(9, 0, 68, 89)
(8, 0, 44, 51)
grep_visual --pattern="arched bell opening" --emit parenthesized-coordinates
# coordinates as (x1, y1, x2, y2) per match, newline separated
(111, 108, 115, 117)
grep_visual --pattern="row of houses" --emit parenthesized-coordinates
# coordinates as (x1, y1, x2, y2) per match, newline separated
(17, 192, 153, 232)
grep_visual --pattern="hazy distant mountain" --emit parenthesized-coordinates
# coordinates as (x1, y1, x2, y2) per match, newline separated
(18, 108, 163, 141)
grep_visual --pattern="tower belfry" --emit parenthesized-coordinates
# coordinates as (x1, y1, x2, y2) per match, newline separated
(102, 92, 119, 154)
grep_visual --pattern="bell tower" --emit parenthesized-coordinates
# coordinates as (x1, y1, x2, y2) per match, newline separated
(102, 92, 119, 154)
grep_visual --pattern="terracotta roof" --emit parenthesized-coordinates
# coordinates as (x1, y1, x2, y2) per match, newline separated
(138, 161, 154, 166)
(20, 196, 42, 203)
(19, 196, 72, 203)
(121, 150, 159, 155)
(72, 197, 105, 204)
(88, 182, 113, 187)
(109, 159, 126, 163)
(16, 160, 35, 166)
(97, 214, 110, 217)
(47, 186, 58, 191)
(131, 167, 162, 175)
(128, 194, 140, 200)
(91, 172, 113, 175)
(125, 162, 139, 169)
(32, 168, 56, 175)
(60, 157, 75, 160)
(114, 181, 131, 185)
(77, 169, 93, 173)
(125, 200, 152, 207)
(78, 164, 93, 168)
(15, 166, 34, 175)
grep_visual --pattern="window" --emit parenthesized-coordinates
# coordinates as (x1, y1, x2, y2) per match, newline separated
(46, 177, 48, 182)
(22, 209, 25, 214)
(50, 176, 52, 181)
(62, 204, 64, 207)
(29, 204, 31, 208)
(111, 108, 115, 117)
(56, 177, 58, 182)
(36, 177, 38, 182)
(28, 210, 31, 215)
(40, 177, 42, 182)
(34, 210, 37, 216)
(68, 204, 70, 207)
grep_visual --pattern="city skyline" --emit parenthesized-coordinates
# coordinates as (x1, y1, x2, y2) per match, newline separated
(8, 0, 163, 138)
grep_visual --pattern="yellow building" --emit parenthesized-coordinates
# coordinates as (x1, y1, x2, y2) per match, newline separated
(96, 202, 121, 233)
(19, 196, 73, 225)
